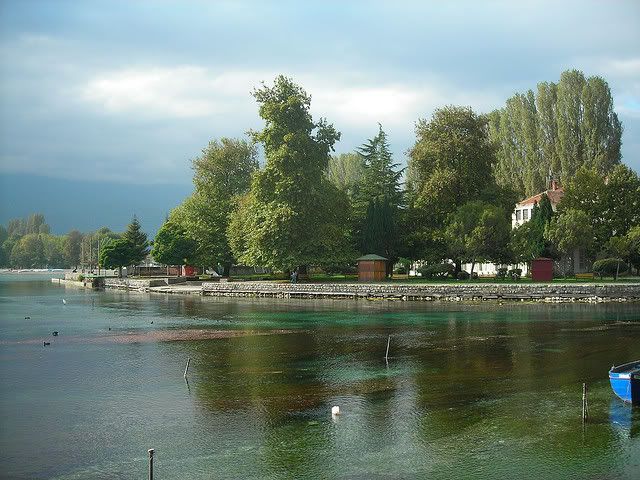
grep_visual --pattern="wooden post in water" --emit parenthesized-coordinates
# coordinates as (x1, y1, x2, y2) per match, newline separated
(148, 448, 154, 480)
(184, 358, 191, 379)
(582, 383, 588, 423)
(384, 335, 391, 361)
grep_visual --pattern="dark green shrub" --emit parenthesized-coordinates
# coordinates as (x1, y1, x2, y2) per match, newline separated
(508, 268, 522, 281)
(496, 267, 508, 279)
(457, 270, 470, 280)
(394, 257, 411, 275)
(418, 263, 454, 279)
(593, 258, 627, 278)
(323, 263, 357, 275)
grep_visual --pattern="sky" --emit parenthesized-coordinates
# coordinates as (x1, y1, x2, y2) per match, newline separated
(1, 0, 639, 235)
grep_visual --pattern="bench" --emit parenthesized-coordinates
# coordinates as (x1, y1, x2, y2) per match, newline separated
(575, 273, 594, 280)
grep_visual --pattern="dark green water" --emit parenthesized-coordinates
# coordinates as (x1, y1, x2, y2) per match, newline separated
(1, 274, 639, 479)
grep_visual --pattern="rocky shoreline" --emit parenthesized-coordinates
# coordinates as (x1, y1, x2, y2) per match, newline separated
(199, 281, 640, 303)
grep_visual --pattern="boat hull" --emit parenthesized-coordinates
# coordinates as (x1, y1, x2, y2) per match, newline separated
(609, 361, 640, 405)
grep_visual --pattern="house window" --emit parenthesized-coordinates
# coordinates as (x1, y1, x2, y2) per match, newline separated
(523, 209, 529, 220)
(516, 210, 521, 221)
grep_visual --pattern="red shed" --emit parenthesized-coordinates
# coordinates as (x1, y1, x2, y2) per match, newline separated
(357, 254, 388, 282)
(531, 257, 553, 282)
(181, 265, 199, 277)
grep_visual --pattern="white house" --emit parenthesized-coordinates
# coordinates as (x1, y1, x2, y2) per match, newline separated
(512, 180, 564, 229)
(463, 181, 564, 276)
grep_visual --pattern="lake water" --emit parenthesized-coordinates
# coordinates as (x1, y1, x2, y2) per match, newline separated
(1, 274, 639, 479)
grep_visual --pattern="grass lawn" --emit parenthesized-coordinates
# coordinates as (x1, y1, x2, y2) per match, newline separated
(229, 273, 640, 284)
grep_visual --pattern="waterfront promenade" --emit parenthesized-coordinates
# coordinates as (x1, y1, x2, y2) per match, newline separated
(53, 275, 640, 303)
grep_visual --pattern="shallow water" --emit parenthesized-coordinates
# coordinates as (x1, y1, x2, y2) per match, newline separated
(1, 274, 639, 479)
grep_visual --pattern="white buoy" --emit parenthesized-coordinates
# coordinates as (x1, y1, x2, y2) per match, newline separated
(62, 299, 67, 305)
(331, 406, 340, 416)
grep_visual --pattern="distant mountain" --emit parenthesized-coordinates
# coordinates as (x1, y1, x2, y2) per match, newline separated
(0, 173, 191, 236)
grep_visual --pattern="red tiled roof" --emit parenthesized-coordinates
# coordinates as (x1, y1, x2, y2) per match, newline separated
(517, 188, 564, 207)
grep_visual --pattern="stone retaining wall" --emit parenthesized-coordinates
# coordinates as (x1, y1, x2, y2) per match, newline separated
(52, 278, 90, 288)
(201, 281, 640, 303)
(104, 276, 187, 291)
(54, 277, 103, 289)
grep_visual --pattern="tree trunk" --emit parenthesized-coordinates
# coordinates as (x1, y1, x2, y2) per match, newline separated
(386, 261, 393, 278)
(223, 263, 231, 277)
(118, 266, 122, 278)
(470, 261, 476, 275)
(454, 260, 461, 275)
(615, 259, 620, 281)
(297, 265, 308, 281)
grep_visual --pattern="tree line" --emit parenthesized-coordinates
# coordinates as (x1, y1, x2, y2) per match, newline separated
(152, 71, 639, 277)
(0, 214, 149, 273)
(4, 69, 637, 277)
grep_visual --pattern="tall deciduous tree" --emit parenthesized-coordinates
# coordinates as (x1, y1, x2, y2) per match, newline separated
(64, 230, 83, 267)
(491, 70, 622, 196)
(229, 76, 350, 271)
(172, 138, 258, 274)
(7, 218, 26, 237)
(544, 209, 594, 272)
(151, 221, 197, 268)
(41, 235, 65, 268)
(602, 164, 640, 239)
(25, 213, 50, 235)
(626, 226, 640, 274)
(82, 227, 119, 268)
(559, 164, 640, 249)
(10, 234, 45, 268)
(536, 81, 560, 178)
(406, 106, 502, 263)
(327, 152, 365, 197)
(445, 201, 511, 274)
(99, 239, 132, 278)
(0, 226, 7, 267)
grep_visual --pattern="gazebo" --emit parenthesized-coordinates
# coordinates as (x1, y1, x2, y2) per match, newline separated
(357, 254, 389, 282)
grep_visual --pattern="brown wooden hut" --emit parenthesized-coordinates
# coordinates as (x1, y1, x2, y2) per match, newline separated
(357, 254, 388, 282)
(531, 257, 553, 282)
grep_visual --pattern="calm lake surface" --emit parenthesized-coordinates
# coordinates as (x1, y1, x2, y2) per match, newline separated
(1, 274, 639, 480)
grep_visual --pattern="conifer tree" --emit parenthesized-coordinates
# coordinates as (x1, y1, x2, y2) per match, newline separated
(352, 125, 403, 265)
(122, 216, 149, 264)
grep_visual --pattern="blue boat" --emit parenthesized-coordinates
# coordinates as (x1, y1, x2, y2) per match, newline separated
(609, 360, 640, 405)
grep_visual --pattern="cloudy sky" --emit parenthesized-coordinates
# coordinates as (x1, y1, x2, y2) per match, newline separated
(1, 0, 639, 234)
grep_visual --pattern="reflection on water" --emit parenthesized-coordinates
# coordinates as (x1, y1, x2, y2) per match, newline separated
(0, 274, 639, 479)
(610, 400, 640, 439)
